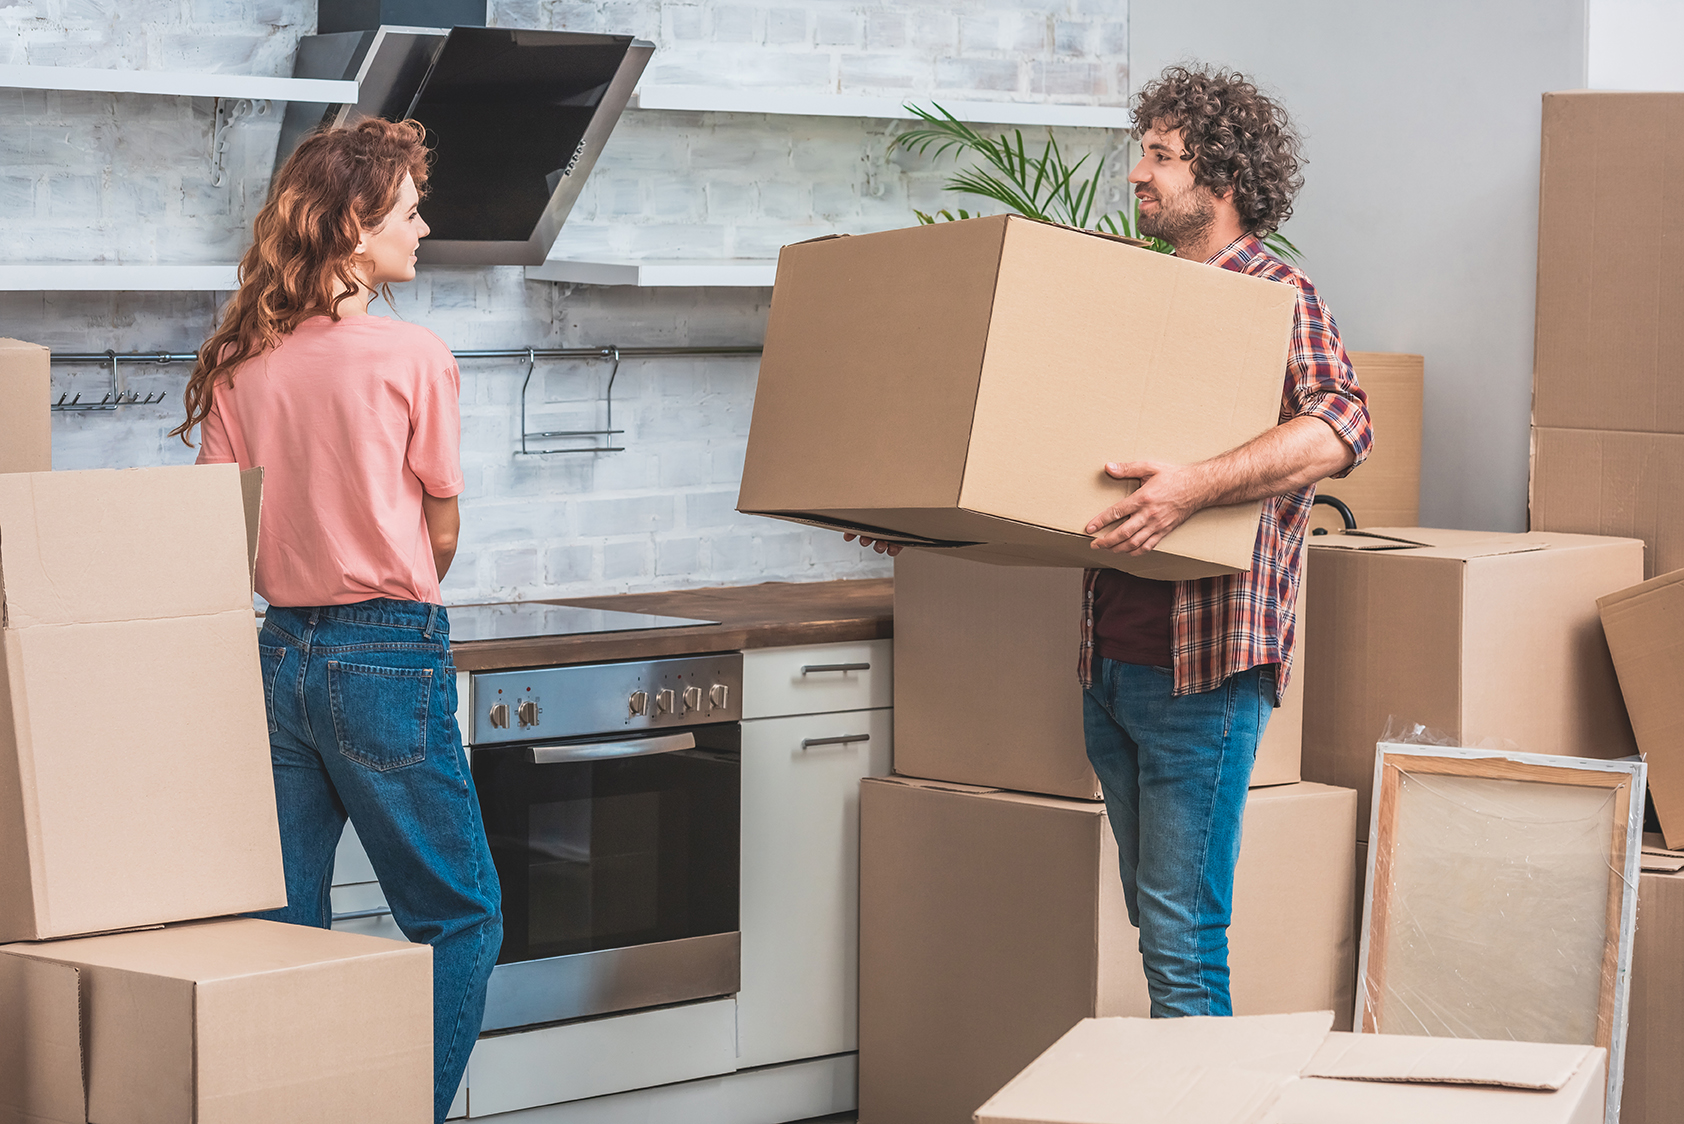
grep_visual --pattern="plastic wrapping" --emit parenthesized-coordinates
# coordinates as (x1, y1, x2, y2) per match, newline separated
(1356, 743, 1645, 1124)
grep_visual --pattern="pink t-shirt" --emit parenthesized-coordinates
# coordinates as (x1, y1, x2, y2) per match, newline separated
(196, 315, 463, 607)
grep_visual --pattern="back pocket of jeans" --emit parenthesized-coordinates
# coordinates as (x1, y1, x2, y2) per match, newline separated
(327, 660, 431, 771)
(259, 644, 286, 735)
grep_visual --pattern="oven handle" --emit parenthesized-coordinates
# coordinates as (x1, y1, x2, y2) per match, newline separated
(530, 731, 697, 765)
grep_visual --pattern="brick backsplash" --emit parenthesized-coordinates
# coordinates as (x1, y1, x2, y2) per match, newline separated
(3, 0, 1129, 604)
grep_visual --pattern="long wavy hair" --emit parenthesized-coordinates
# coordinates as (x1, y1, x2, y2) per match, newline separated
(172, 118, 430, 443)
(1131, 65, 1304, 236)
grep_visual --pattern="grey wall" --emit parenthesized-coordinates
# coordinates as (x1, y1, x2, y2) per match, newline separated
(1131, 0, 1587, 531)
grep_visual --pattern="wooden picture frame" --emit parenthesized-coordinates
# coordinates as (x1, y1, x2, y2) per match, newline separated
(1355, 744, 1645, 1124)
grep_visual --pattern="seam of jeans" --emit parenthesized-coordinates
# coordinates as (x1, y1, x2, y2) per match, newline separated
(296, 619, 319, 751)
(437, 748, 495, 1114)
(311, 641, 446, 656)
(1194, 673, 1245, 1017)
(262, 619, 304, 648)
(317, 612, 444, 634)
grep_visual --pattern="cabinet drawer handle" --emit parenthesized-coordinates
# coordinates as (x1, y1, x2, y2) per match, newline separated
(801, 734, 870, 750)
(800, 662, 870, 675)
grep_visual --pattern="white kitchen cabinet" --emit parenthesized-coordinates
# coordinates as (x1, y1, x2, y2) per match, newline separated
(739, 707, 892, 1068)
(741, 639, 893, 719)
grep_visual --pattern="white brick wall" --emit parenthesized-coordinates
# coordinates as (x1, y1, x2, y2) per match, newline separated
(5, 0, 1130, 605)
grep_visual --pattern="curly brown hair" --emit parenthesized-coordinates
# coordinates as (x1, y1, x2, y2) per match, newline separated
(1131, 65, 1304, 236)
(171, 118, 431, 444)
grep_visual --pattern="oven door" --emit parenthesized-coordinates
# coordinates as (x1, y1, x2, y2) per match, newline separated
(473, 722, 740, 1031)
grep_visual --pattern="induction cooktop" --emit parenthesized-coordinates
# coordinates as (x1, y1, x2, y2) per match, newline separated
(446, 601, 719, 643)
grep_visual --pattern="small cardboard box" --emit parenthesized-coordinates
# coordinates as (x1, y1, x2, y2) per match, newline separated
(1309, 351, 1421, 534)
(0, 917, 432, 1124)
(975, 1012, 1607, 1124)
(0, 339, 50, 474)
(1532, 426, 1684, 580)
(858, 777, 1356, 1124)
(892, 549, 1302, 799)
(1599, 570, 1684, 847)
(1302, 528, 1642, 840)
(0, 464, 285, 941)
(738, 215, 1298, 580)
(1623, 866, 1684, 1124)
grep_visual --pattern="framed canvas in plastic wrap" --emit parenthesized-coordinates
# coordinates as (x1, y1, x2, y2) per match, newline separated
(1356, 743, 1645, 1124)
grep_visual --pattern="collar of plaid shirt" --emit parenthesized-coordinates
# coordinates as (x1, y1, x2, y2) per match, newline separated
(1077, 234, 1373, 703)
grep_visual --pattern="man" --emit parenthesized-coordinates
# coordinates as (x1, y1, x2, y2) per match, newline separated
(1080, 64, 1370, 1018)
(851, 64, 1371, 1019)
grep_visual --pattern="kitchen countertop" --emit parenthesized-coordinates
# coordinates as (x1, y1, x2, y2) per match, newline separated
(449, 578, 894, 671)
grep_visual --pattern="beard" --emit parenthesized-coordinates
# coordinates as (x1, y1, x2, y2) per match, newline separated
(1136, 185, 1216, 248)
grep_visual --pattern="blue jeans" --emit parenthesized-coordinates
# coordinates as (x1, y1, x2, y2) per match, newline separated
(1083, 659, 1274, 1018)
(254, 599, 502, 1124)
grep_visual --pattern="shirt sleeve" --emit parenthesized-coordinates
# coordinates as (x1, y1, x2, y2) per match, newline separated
(195, 397, 237, 465)
(1279, 273, 1373, 479)
(407, 351, 464, 498)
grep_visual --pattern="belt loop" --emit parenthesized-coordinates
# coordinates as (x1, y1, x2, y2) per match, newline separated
(424, 604, 439, 639)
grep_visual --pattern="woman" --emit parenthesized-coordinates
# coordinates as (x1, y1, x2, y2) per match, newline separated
(173, 118, 501, 1123)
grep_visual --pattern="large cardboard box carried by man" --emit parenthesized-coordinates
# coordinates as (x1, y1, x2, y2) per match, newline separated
(737, 215, 1298, 580)
(0, 917, 432, 1124)
(1302, 527, 1642, 839)
(0, 464, 285, 941)
(892, 549, 1303, 798)
(857, 776, 1356, 1124)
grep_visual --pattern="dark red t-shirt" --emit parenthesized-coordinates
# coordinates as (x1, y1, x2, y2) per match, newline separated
(1091, 568, 1174, 667)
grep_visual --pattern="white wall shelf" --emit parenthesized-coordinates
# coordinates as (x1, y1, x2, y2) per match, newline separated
(0, 63, 355, 103)
(527, 258, 778, 287)
(0, 265, 240, 291)
(630, 86, 1130, 129)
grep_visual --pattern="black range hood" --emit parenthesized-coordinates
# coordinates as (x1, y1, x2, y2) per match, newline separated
(277, 27, 652, 266)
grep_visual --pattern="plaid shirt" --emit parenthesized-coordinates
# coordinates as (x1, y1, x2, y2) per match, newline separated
(1079, 234, 1372, 702)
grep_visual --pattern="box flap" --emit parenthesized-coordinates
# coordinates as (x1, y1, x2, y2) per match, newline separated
(0, 465, 253, 629)
(0, 952, 85, 1124)
(1600, 569, 1684, 847)
(975, 1014, 1334, 1124)
(1309, 530, 1439, 552)
(866, 775, 999, 796)
(1302, 1032, 1591, 1090)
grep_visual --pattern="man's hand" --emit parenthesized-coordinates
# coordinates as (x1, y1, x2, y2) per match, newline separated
(1086, 460, 1206, 555)
(843, 532, 903, 556)
(1085, 417, 1356, 557)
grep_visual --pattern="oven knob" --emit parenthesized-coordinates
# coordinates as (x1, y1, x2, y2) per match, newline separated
(628, 690, 649, 717)
(682, 686, 702, 715)
(655, 688, 675, 715)
(489, 702, 510, 729)
(708, 683, 730, 712)
(517, 699, 539, 728)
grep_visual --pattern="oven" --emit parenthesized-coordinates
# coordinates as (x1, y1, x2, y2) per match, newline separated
(468, 651, 744, 1032)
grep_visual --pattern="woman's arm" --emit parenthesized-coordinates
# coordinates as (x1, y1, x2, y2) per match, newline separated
(423, 492, 460, 581)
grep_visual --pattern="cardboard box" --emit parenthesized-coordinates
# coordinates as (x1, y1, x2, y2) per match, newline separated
(1599, 570, 1684, 847)
(737, 214, 1298, 580)
(0, 917, 432, 1124)
(1623, 868, 1684, 1124)
(1532, 426, 1684, 580)
(1309, 351, 1422, 534)
(892, 549, 1302, 800)
(0, 339, 50, 474)
(1534, 92, 1684, 436)
(975, 1012, 1607, 1124)
(857, 777, 1355, 1124)
(0, 465, 285, 941)
(1301, 528, 1642, 840)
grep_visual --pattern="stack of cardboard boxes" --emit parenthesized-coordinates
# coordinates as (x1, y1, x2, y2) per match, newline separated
(0, 341, 432, 1123)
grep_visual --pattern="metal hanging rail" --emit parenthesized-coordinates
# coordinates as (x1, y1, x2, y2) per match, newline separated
(47, 346, 766, 449)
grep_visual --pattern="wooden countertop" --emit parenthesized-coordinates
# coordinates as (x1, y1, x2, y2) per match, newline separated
(450, 578, 894, 671)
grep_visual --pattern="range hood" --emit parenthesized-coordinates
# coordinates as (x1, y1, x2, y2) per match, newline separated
(277, 27, 652, 265)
